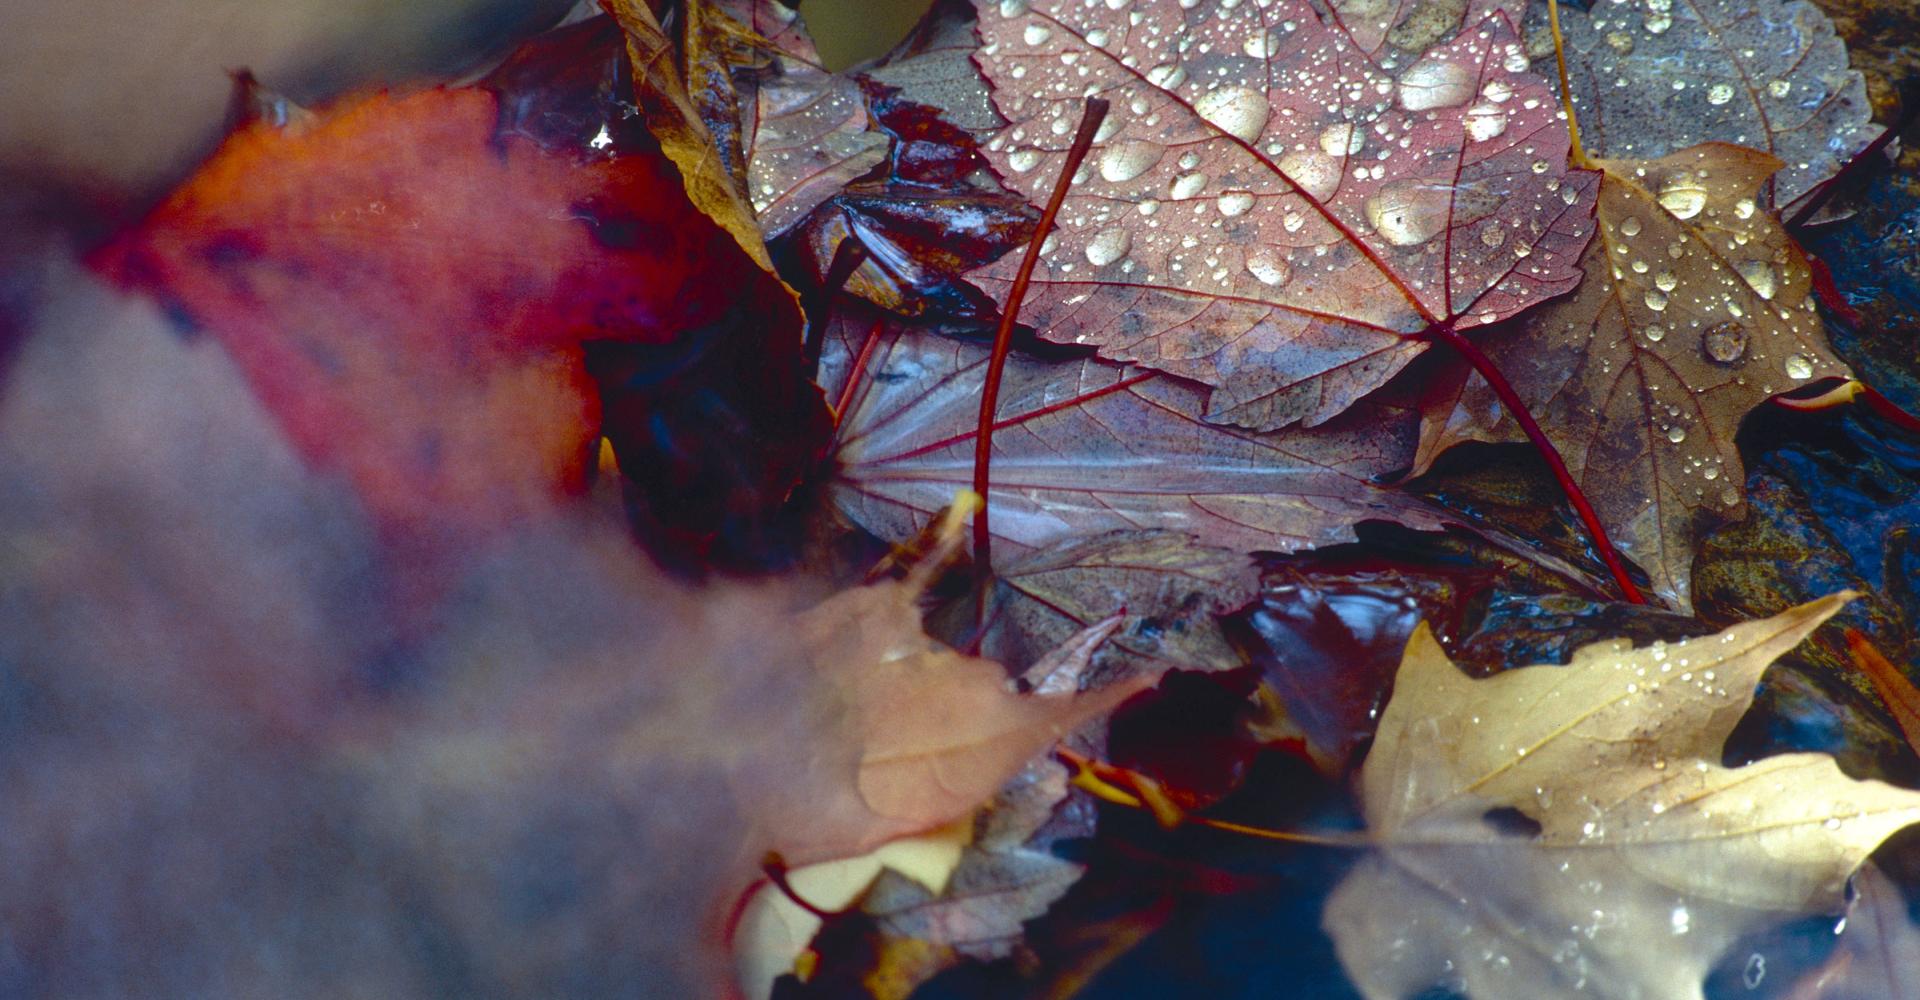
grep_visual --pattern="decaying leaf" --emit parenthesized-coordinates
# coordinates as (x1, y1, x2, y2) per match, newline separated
(1325, 592, 1920, 1000)
(819, 315, 1449, 561)
(1543, 0, 1880, 211)
(744, 61, 890, 237)
(864, 0, 1005, 135)
(1416, 144, 1852, 610)
(968, 0, 1598, 430)
(1782, 863, 1920, 999)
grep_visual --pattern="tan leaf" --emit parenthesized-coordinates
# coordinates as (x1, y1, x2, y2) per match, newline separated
(1325, 592, 1920, 999)
(1417, 143, 1852, 610)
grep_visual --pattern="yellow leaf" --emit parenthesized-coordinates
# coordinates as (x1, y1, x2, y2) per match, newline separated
(1326, 592, 1920, 999)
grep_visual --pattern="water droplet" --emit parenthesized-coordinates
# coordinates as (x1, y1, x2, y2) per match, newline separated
(1246, 247, 1291, 286)
(1099, 139, 1165, 182)
(1768, 79, 1791, 98)
(1667, 425, 1686, 443)
(1085, 28, 1110, 47)
(1605, 30, 1634, 54)
(998, 0, 1028, 16)
(1646, 12, 1673, 33)
(1479, 222, 1505, 248)
(1137, 198, 1160, 216)
(1365, 182, 1450, 246)
(1619, 217, 1643, 237)
(1318, 123, 1365, 156)
(1645, 289, 1669, 311)
(1178, 151, 1201, 170)
(1217, 191, 1256, 217)
(1744, 954, 1767, 990)
(1706, 82, 1735, 106)
(1735, 260, 1777, 300)
(1784, 354, 1815, 380)
(1171, 171, 1209, 198)
(1277, 150, 1339, 201)
(1146, 63, 1188, 89)
(1657, 178, 1708, 220)
(1085, 228, 1132, 266)
(1531, 159, 1551, 174)
(1398, 58, 1473, 111)
(1464, 104, 1508, 142)
(1244, 30, 1280, 58)
(1022, 23, 1052, 45)
(1701, 321, 1748, 363)
(1721, 485, 1741, 506)
(1194, 86, 1270, 143)
(1008, 149, 1042, 173)
(1644, 323, 1666, 342)
(1654, 271, 1678, 292)
(1282, 211, 1305, 233)
(1482, 80, 1514, 104)
(1734, 198, 1756, 220)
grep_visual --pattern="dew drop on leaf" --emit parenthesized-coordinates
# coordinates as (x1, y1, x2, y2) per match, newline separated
(1657, 178, 1709, 220)
(1706, 83, 1735, 106)
(1171, 171, 1209, 199)
(1099, 139, 1164, 183)
(1318, 123, 1364, 157)
(1245, 246, 1291, 287)
(1397, 58, 1473, 111)
(1735, 260, 1776, 300)
(1619, 217, 1643, 237)
(1701, 321, 1748, 364)
(1217, 191, 1256, 217)
(1086, 228, 1132, 266)
(1193, 85, 1270, 143)
(1784, 354, 1815, 380)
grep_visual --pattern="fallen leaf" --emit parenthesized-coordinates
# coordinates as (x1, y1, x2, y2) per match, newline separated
(1324, 592, 1920, 1000)
(1415, 144, 1852, 610)
(818, 314, 1449, 561)
(967, 0, 1598, 430)
(600, 0, 773, 265)
(864, 0, 1003, 136)
(744, 61, 889, 237)
(961, 529, 1261, 683)
(1847, 629, 1920, 755)
(858, 756, 1093, 999)
(92, 85, 821, 598)
(1544, 0, 1880, 212)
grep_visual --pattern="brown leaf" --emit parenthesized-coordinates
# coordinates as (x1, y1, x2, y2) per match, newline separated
(1310, 0, 1529, 62)
(1543, 0, 1880, 211)
(1416, 144, 1852, 610)
(818, 314, 1449, 562)
(864, 0, 1004, 135)
(1326, 593, 1920, 1000)
(600, 0, 772, 266)
(955, 529, 1260, 684)
(967, 0, 1598, 430)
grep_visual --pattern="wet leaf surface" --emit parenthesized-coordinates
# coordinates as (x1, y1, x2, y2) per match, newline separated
(968, 0, 1598, 429)
(1542, 0, 1880, 211)
(1416, 144, 1852, 610)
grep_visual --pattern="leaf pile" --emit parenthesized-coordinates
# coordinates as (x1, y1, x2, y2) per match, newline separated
(7, 0, 1920, 997)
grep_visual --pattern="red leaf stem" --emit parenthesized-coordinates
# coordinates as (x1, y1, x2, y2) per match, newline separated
(971, 97, 1109, 578)
(1420, 322, 1648, 605)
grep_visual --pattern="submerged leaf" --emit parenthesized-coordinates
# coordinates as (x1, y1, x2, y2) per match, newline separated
(1544, 0, 1880, 211)
(967, 0, 1597, 429)
(1416, 144, 1852, 610)
(1326, 593, 1920, 1000)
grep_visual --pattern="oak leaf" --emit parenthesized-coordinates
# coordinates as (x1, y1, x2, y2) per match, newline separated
(818, 315, 1448, 561)
(1415, 144, 1852, 610)
(1544, 0, 1880, 212)
(1324, 592, 1920, 1000)
(967, 0, 1598, 429)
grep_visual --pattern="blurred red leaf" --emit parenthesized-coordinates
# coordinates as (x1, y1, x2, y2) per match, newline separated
(967, 0, 1598, 430)
(93, 83, 823, 592)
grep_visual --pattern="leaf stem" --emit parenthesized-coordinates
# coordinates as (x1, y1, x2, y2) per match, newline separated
(1545, 0, 1591, 168)
(1058, 747, 1367, 849)
(803, 236, 871, 373)
(1774, 379, 1920, 436)
(972, 97, 1110, 578)
(1421, 322, 1647, 605)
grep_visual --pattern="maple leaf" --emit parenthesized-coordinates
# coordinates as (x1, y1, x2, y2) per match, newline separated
(1783, 863, 1920, 999)
(1324, 592, 1920, 1000)
(1545, 0, 1880, 212)
(865, 0, 1007, 136)
(91, 80, 828, 587)
(819, 315, 1448, 561)
(1414, 144, 1852, 610)
(967, 0, 1598, 430)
